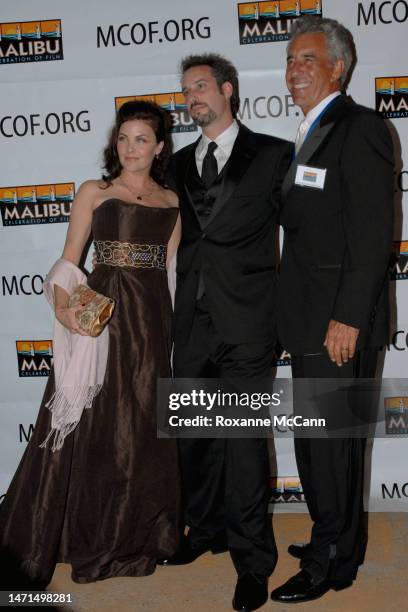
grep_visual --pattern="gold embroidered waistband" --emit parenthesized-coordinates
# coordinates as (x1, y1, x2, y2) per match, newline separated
(94, 240, 166, 270)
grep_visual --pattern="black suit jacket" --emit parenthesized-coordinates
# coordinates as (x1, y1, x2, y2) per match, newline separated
(277, 95, 394, 355)
(169, 124, 292, 345)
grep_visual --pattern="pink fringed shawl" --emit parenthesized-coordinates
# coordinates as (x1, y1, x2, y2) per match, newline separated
(40, 258, 109, 451)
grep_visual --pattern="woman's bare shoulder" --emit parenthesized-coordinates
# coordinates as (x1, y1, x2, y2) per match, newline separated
(161, 186, 179, 208)
(77, 179, 109, 195)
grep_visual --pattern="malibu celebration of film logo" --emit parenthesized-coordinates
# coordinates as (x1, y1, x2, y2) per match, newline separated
(237, 0, 322, 45)
(16, 341, 53, 377)
(391, 241, 408, 280)
(270, 477, 304, 503)
(0, 183, 75, 227)
(0, 20, 63, 64)
(384, 397, 408, 435)
(115, 93, 197, 133)
(375, 76, 408, 119)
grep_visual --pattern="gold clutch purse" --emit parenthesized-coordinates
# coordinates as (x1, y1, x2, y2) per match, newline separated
(68, 285, 115, 337)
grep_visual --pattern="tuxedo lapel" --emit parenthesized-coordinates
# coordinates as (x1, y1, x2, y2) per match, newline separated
(295, 121, 337, 165)
(206, 125, 257, 225)
(281, 123, 336, 199)
(281, 156, 297, 201)
(282, 95, 350, 200)
(183, 137, 203, 226)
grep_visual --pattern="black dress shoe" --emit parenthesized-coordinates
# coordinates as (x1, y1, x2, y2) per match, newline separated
(157, 536, 227, 566)
(232, 573, 268, 611)
(287, 543, 310, 560)
(271, 570, 352, 604)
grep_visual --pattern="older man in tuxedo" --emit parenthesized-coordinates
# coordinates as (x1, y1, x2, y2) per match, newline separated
(272, 16, 394, 604)
(160, 53, 292, 611)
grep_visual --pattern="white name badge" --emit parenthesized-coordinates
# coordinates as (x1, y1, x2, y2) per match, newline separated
(295, 164, 327, 189)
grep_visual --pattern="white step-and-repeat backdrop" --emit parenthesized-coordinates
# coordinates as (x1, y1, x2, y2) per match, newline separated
(1, 0, 407, 511)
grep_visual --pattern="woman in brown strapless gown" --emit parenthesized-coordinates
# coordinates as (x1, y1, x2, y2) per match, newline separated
(0, 101, 181, 587)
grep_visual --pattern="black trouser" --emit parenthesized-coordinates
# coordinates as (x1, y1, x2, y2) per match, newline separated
(173, 298, 277, 577)
(291, 349, 379, 584)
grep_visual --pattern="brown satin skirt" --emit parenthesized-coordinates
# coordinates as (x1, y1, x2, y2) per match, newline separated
(0, 264, 180, 586)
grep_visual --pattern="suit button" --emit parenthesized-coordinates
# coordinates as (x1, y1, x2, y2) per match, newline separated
(201, 232, 206, 239)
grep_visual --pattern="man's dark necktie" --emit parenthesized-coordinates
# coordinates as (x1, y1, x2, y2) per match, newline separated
(201, 141, 218, 189)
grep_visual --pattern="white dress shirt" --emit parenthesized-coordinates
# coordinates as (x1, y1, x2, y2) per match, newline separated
(295, 91, 341, 153)
(195, 120, 239, 176)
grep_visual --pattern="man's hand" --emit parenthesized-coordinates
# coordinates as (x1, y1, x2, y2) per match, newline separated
(323, 319, 359, 367)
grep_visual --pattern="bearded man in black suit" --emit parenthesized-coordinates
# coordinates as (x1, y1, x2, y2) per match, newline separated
(272, 16, 394, 604)
(159, 53, 292, 611)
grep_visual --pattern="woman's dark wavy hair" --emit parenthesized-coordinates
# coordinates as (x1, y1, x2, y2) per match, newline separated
(102, 100, 173, 186)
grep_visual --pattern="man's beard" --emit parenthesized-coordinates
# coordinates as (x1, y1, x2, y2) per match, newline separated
(191, 106, 217, 127)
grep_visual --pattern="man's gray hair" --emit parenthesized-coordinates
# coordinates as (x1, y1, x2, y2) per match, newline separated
(289, 16, 356, 88)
